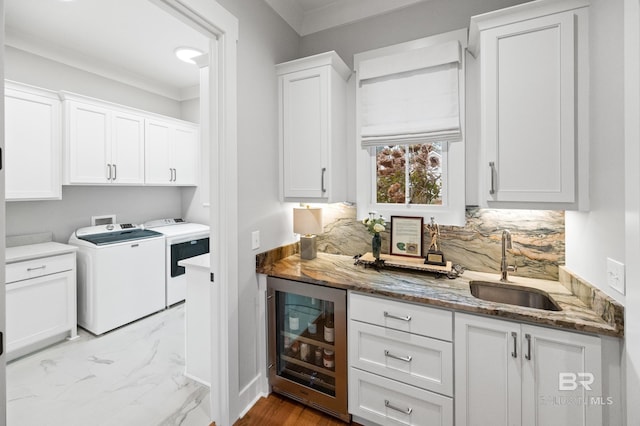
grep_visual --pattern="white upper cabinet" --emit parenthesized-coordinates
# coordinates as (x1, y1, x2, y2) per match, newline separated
(63, 95, 145, 185)
(144, 119, 198, 186)
(5, 81, 62, 200)
(62, 92, 198, 187)
(468, 0, 589, 210)
(277, 51, 350, 202)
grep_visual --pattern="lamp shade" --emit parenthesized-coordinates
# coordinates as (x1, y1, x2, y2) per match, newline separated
(293, 207, 323, 236)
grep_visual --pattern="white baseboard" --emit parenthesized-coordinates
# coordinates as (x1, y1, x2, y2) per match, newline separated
(237, 374, 268, 419)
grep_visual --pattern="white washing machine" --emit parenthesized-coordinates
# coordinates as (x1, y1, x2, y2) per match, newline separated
(69, 224, 165, 335)
(144, 218, 210, 307)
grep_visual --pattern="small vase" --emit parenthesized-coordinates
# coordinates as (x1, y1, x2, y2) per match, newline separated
(372, 233, 381, 260)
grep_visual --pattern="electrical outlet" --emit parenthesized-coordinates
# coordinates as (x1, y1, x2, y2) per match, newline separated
(606, 258, 625, 295)
(251, 230, 260, 250)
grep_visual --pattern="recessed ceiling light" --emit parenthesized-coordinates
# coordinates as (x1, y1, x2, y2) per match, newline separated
(174, 47, 204, 65)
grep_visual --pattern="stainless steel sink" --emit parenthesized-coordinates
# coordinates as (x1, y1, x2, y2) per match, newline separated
(469, 280, 561, 311)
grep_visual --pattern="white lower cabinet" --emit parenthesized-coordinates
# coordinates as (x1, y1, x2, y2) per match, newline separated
(455, 312, 602, 426)
(5, 253, 77, 361)
(349, 292, 454, 425)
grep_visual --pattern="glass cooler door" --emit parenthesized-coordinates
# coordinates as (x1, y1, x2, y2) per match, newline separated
(267, 277, 348, 421)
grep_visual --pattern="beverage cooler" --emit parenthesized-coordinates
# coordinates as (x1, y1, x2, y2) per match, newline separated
(267, 276, 349, 422)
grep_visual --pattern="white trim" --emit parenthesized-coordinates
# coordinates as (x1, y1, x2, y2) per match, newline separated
(237, 375, 268, 419)
(468, 0, 590, 56)
(0, 2, 7, 421)
(625, 0, 640, 424)
(152, 2, 238, 426)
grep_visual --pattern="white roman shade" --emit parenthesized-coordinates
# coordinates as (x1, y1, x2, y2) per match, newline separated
(359, 40, 462, 147)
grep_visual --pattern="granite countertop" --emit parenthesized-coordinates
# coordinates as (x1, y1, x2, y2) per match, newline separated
(6, 242, 78, 264)
(257, 252, 623, 338)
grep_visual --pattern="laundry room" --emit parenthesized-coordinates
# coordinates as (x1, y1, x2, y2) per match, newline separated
(2, 1, 214, 423)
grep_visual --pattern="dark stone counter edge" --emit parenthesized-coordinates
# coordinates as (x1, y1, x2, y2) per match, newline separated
(256, 246, 623, 339)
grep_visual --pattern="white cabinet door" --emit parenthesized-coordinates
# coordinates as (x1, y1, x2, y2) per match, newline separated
(277, 51, 349, 202)
(66, 101, 111, 184)
(144, 119, 172, 184)
(145, 119, 198, 185)
(281, 67, 328, 199)
(6, 270, 76, 358)
(172, 124, 198, 185)
(455, 313, 521, 426)
(111, 110, 145, 184)
(455, 313, 603, 426)
(5, 84, 61, 200)
(521, 325, 602, 426)
(483, 12, 576, 204)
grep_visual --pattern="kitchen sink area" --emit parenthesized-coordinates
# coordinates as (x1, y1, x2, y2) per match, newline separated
(468, 280, 561, 311)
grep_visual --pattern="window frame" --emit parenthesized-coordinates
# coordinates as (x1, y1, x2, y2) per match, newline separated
(354, 29, 467, 226)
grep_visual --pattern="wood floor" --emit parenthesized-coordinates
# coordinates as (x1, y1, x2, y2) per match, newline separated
(233, 393, 361, 426)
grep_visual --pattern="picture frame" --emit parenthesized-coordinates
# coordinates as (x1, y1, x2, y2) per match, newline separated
(390, 216, 424, 257)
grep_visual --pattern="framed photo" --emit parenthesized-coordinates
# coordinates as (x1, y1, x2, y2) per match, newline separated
(390, 216, 424, 257)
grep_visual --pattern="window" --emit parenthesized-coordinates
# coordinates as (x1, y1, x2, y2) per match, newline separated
(355, 29, 467, 226)
(376, 143, 444, 205)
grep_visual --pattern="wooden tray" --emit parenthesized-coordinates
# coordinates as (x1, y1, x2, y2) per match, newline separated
(357, 252, 453, 275)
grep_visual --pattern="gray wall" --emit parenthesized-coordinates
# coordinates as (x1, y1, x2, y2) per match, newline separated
(4, 46, 187, 243)
(299, 0, 532, 69)
(6, 186, 182, 242)
(213, 0, 300, 397)
(5, 47, 182, 118)
(565, 0, 626, 304)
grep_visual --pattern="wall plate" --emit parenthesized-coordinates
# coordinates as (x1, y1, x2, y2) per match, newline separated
(606, 258, 625, 295)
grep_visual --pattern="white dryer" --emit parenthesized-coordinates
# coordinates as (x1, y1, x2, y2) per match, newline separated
(144, 218, 210, 307)
(69, 224, 165, 335)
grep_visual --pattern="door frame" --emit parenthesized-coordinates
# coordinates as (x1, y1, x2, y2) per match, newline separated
(0, 0, 7, 424)
(151, 1, 238, 424)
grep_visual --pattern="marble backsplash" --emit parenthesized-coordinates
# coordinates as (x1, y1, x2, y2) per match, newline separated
(316, 204, 564, 280)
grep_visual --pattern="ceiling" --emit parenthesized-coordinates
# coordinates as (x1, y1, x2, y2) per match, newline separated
(5, 0, 210, 101)
(264, 0, 429, 36)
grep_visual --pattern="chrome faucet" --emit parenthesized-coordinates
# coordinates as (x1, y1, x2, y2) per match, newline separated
(500, 230, 517, 282)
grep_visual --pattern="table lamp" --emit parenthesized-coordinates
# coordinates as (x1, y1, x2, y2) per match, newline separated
(293, 207, 323, 260)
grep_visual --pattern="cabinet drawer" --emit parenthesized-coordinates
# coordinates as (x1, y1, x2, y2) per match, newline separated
(350, 320, 453, 397)
(349, 292, 452, 341)
(349, 367, 453, 426)
(6, 253, 75, 283)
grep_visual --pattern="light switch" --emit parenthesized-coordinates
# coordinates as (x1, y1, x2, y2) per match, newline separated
(606, 258, 625, 295)
(251, 230, 260, 250)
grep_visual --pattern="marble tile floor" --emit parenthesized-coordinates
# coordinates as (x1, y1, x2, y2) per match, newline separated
(7, 304, 211, 426)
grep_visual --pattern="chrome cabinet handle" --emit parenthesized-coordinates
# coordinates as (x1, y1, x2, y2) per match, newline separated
(385, 400, 412, 415)
(525, 333, 532, 360)
(107, 164, 112, 180)
(384, 350, 412, 363)
(383, 311, 412, 322)
(169, 168, 173, 182)
(489, 161, 496, 195)
(321, 167, 327, 193)
(173, 168, 177, 182)
(511, 332, 518, 358)
(112, 164, 117, 181)
(27, 265, 46, 272)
